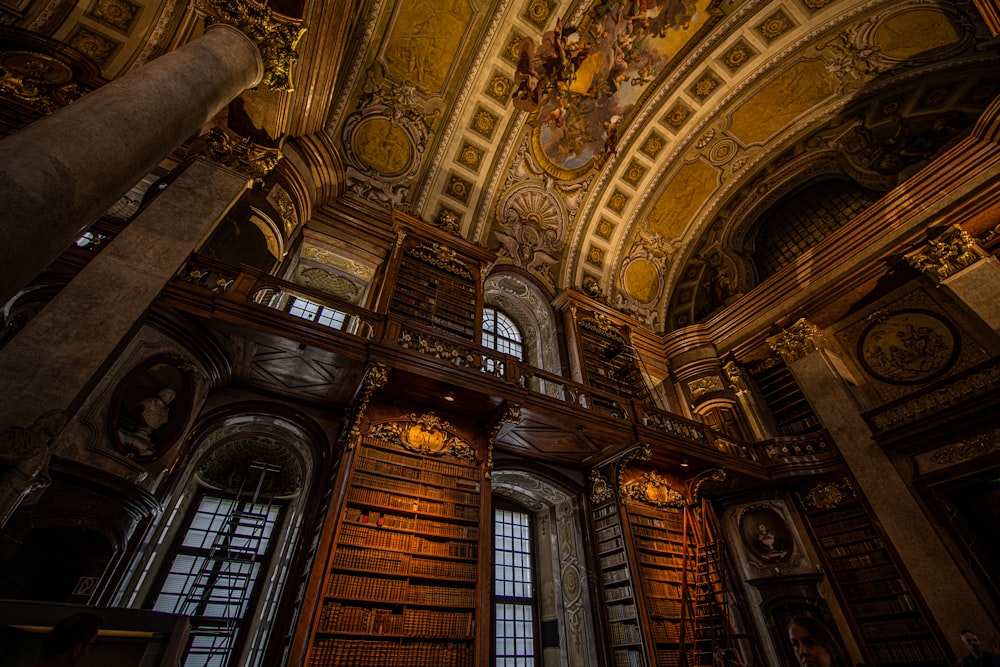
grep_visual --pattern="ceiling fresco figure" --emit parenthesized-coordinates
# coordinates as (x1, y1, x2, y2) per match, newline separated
(515, 0, 716, 175)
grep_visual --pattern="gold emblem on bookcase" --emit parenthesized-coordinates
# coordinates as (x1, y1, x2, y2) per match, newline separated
(621, 470, 685, 508)
(370, 412, 475, 459)
(798, 478, 855, 510)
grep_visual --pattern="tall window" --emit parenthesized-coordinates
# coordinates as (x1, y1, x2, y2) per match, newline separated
(150, 490, 282, 666)
(483, 306, 524, 360)
(493, 504, 538, 666)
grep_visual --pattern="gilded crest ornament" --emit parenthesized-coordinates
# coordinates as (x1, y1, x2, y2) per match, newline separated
(904, 225, 987, 282)
(589, 469, 614, 504)
(798, 478, 855, 510)
(370, 412, 475, 460)
(621, 470, 685, 508)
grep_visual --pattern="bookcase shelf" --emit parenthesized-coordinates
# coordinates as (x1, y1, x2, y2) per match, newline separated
(801, 500, 948, 666)
(390, 254, 477, 340)
(306, 433, 482, 667)
(622, 501, 693, 666)
(593, 500, 648, 667)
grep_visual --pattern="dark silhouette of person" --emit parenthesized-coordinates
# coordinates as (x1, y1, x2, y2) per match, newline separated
(960, 629, 1000, 667)
(788, 615, 848, 667)
(30, 612, 102, 667)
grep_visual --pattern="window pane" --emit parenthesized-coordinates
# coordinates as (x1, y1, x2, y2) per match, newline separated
(482, 307, 524, 361)
(151, 493, 281, 667)
(494, 507, 536, 665)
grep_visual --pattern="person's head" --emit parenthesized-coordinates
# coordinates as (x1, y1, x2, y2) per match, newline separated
(788, 615, 845, 667)
(39, 613, 102, 662)
(961, 629, 983, 657)
(157, 388, 176, 404)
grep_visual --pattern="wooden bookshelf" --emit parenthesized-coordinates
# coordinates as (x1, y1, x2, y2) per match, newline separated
(305, 429, 482, 667)
(800, 496, 948, 666)
(747, 358, 821, 436)
(593, 499, 648, 667)
(390, 254, 477, 340)
(621, 501, 692, 667)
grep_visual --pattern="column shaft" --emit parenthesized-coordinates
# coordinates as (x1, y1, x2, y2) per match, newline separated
(0, 158, 250, 437)
(0, 23, 262, 304)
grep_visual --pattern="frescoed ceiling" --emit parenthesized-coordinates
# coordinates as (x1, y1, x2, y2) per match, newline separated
(321, 0, 999, 332)
(4, 0, 1000, 332)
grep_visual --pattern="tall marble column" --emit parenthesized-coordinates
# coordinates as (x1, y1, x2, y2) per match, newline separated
(0, 22, 262, 305)
(0, 158, 251, 525)
(905, 225, 1000, 335)
(767, 319, 998, 653)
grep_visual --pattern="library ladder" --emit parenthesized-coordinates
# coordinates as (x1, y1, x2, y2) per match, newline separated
(179, 460, 281, 666)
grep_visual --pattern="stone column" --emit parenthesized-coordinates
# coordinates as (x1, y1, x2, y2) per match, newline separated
(767, 319, 998, 652)
(905, 225, 1000, 335)
(0, 158, 251, 524)
(0, 22, 263, 305)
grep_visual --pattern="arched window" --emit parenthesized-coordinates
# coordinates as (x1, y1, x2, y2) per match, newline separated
(120, 416, 315, 667)
(751, 180, 880, 280)
(483, 306, 524, 361)
(493, 501, 539, 665)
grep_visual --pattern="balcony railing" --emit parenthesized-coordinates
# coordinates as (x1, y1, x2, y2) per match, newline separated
(169, 257, 840, 473)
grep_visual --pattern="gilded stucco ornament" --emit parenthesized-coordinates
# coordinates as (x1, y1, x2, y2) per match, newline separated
(767, 318, 824, 364)
(688, 376, 725, 401)
(202, 125, 282, 183)
(798, 478, 855, 511)
(0, 51, 84, 112)
(930, 433, 997, 465)
(205, 0, 305, 92)
(723, 360, 749, 392)
(370, 412, 476, 460)
(588, 469, 613, 505)
(341, 362, 388, 449)
(904, 225, 987, 282)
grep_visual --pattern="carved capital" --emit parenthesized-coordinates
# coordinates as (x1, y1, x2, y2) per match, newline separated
(767, 318, 824, 364)
(205, 0, 305, 92)
(202, 125, 282, 182)
(904, 225, 988, 282)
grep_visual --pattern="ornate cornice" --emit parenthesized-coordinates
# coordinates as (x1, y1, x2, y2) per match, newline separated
(904, 225, 988, 282)
(767, 318, 824, 364)
(205, 0, 305, 92)
(588, 469, 614, 505)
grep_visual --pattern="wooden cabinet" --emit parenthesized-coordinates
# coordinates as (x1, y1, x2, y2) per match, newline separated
(305, 427, 483, 667)
(390, 252, 477, 340)
(553, 290, 652, 406)
(748, 358, 820, 436)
